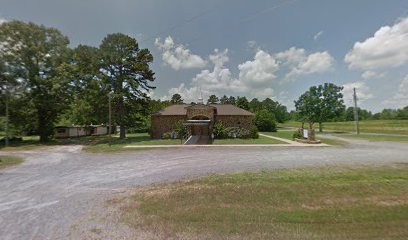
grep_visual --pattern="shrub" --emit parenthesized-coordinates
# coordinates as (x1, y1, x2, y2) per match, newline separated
(254, 110, 277, 132)
(250, 126, 259, 139)
(174, 121, 188, 140)
(162, 132, 173, 139)
(225, 127, 254, 139)
(292, 129, 303, 139)
(213, 121, 227, 139)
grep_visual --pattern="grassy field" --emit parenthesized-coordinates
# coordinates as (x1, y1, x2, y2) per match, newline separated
(0, 133, 182, 152)
(280, 120, 408, 135)
(0, 155, 24, 169)
(119, 165, 408, 240)
(213, 135, 284, 145)
(337, 134, 408, 142)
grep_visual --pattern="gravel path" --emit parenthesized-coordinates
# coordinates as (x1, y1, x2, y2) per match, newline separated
(0, 137, 407, 239)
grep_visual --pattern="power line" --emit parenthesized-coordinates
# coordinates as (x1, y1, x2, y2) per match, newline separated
(139, 1, 225, 44)
(185, 0, 299, 44)
(140, 0, 298, 46)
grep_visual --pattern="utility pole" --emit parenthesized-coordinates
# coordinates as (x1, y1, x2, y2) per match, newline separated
(5, 86, 9, 147)
(1, 81, 9, 147)
(108, 91, 112, 146)
(353, 88, 360, 135)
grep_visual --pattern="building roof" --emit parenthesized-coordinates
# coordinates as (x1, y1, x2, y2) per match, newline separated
(152, 104, 254, 116)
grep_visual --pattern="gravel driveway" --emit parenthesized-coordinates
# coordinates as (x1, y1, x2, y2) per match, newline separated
(0, 137, 407, 239)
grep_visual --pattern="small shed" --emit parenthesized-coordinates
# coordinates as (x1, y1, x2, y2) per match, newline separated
(54, 126, 89, 138)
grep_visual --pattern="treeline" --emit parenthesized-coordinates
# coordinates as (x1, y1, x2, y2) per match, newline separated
(0, 20, 155, 141)
(290, 106, 408, 122)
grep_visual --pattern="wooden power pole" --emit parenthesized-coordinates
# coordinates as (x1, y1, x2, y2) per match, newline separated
(353, 88, 360, 135)
(108, 92, 112, 146)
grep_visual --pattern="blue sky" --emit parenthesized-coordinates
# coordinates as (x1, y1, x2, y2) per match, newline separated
(1, 0, 408, 112)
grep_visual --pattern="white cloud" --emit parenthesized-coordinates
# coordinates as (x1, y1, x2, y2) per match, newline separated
(164, 83, 202, 103)
(342, 81, 373, 106)
(276, 48, 334, 79)
(345, 17, 408, 70)
(275, 47, 306, 65)
(155, 36, 207, 70)
(163, 48, 280, 102)
(161, 46, 335, 103)
(238, 50, 279, 87)
(361, 70, 385, 80)
(384, 75, 408, 108)
(313, 31, 323, 40)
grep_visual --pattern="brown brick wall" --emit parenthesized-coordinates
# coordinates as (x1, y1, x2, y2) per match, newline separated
(186, 105, 215, 120)
(151, 115, 186, 139)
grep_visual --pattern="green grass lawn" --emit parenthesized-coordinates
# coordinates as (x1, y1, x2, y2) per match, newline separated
(213, 135, 284, 144)
(84, 133, 182, 152)
(0, 155, 24, 169)
(280, 120, 408, 135)
(261, 130, 294, 140)
(119, 165, 408, 239)
(337, 134, 408, 142)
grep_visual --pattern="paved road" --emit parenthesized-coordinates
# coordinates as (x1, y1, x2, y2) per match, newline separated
(0, 137, 407, 239)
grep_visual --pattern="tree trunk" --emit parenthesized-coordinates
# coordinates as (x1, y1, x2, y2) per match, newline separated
(118, 95, 126, 139)
(120, 125, 126, 139)
(308, 122, 315, 141)
(38, 110, 50, 142)
(319, 122, 323, 132)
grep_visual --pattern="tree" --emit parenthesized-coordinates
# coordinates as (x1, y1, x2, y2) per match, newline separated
(295, 83, 345, 132)
(207, 94, 219, 104)
(66, 45, 109, 125)
(174, 120, 187, 143)
(228, 96, 236, 105)
(343, 107, 372, 121)
(249, 98, 262, 112)
(99, 33, 155, 139)
(170, 93, 184, 104)
(0, 20, 71, 141)
(254, 109, 276, 132)
(236, 96, 250, 110)
(219, 95, 229, 104)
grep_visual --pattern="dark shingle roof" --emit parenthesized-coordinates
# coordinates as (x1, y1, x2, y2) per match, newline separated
(152, 104, 254, 116)
(209, 104, 254, 116)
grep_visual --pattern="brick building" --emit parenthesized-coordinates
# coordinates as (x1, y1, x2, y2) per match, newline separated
(151, 104, 254, 139)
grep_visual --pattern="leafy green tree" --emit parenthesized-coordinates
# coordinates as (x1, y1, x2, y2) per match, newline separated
(174, 120, 188, 143)
(99, 33, 155, 139)
(207, 94, 219, 104)
(228, 96, 236, 105)
(213, 121, 227, 138)
(397, 106, 408, 120)
(260, 98, 289, 123)
(295, 83, 345, 132)
(343, 107, 372, 121)
(66, 45, 110, 125)
(236, 96, 250, 110)
(219, 95, 229, 104)
(249, 98, 262, 112)
(170, 93, 184, 104)
(0, 20, 71, 141)
(254, 109, 276, 132)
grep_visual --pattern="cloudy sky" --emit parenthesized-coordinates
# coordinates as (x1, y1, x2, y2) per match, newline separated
(1, 0, 408, 111)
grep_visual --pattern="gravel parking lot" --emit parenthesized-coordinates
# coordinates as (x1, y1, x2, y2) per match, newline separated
(0, 137, 407, 239)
